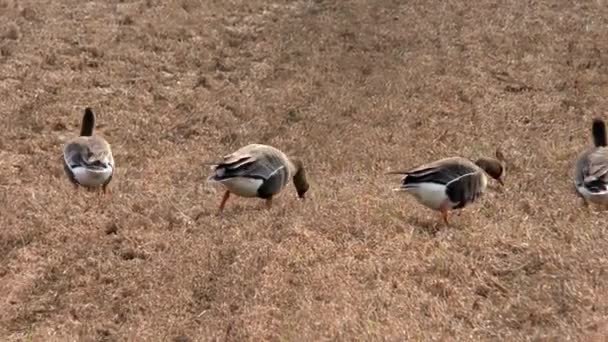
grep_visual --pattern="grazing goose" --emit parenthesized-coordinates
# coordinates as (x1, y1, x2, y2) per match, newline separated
(63, 107, 114, 193)
(574, 118, 608, 207)
(207, 144, 309, 212)
(389, 156, 504, 226)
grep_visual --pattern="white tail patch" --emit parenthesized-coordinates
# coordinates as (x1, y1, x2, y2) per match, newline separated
(397, 182, 451, 210)
(71, 165, 113, 187)
(218, 177, 263, 197)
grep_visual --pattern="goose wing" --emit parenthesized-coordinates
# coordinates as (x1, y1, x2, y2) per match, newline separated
(400, 157, 478, 185)
(397, 157, 484, 208)
(586, 148, 608, 180)
(577, 147, 608, 191)
(444, 167, 486, 208)
(63, 137, 113, 170)
(210, 147, 287, 181)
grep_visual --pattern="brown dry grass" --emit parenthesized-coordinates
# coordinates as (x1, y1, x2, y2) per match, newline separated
(1, 0, 608, 340)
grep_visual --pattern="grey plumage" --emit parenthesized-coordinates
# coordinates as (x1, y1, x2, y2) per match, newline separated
(574, 118, 608, 205)
(63, 137, 113, 170)
(574, 148, 608, 192)
(390, 156, 503, 226)
(62, 108, 114, 192)
(208, 144, 309, 212)
(394, 157, 489, 209)
(209, 145, 292, 197)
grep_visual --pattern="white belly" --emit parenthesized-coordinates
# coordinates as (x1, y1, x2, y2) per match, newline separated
(72, 166, 113, 187)
(403, 182, 454, 210)
(576, 185, 608, 204)
(219, 177, 263, 197)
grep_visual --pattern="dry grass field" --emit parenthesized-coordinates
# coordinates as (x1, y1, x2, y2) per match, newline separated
(1, 0, 608, 340)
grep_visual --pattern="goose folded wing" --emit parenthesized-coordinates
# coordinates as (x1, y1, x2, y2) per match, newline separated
(403, 161, 476, 185)
(585, 149, 608, 183)
(445, 171, 485, 207)
(213, 154, 276, 180)
(64, 143, 88, 168)
(64, 142, 111, 170)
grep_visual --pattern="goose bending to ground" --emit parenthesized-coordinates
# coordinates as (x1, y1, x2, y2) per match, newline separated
(63, 107, 114, 193)
(207, 144, 309, 213)
(574, 118, 608, 207)
(389, 155, 504, 226)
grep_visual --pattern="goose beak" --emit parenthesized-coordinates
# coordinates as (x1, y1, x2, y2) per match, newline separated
(497, 178, 504, 186)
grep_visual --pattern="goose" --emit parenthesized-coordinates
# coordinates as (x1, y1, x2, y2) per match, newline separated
(63, 107, 114, 193)
(389, 155, 504, 226)
(574, 118, 608, 207)
(207, 144, 309, 212)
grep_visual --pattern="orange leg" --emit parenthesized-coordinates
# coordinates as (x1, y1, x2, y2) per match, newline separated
(218, 191, 231, 213)
(439, 205, 450, 227)
(265, 197, 273, 210)
(102, 183, 111, 196)
(440, 210, 450, 226)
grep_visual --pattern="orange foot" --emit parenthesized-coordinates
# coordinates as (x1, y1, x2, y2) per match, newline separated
(439, 204, 450, 227)
(217, 191, 231, 215)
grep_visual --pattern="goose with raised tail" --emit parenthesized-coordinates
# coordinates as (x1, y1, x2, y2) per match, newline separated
(389, 154, 504, 226)
(207, 144, 309, 213)
(574, 118, 608, 207)
(63, 107, 114, 193)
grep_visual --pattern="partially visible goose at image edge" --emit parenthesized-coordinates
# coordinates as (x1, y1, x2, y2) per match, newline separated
(574, 118, 608, 207)
(206, 143, 309, 213)
(62, 107, 115, 194)
(388, 153, 504, 226)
